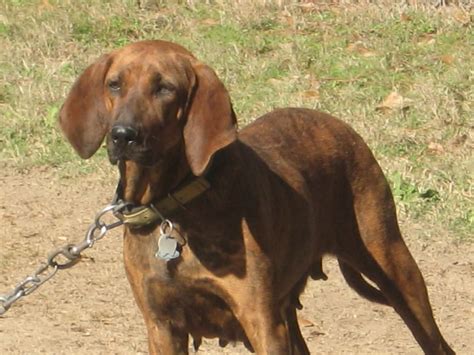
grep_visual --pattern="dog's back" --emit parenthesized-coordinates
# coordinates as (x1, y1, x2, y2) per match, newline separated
(238, 107, 389, 253)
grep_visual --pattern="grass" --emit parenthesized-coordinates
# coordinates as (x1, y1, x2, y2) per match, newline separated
(0, 0, 472, 240)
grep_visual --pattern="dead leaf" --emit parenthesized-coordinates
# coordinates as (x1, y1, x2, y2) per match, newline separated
(400, 13, 411, 22)
(451, 8, 471, 26)
(267, 78, 284, 86)
(347, 42, 376, 57)
(359, 48, 377, 57)
(376, 92, 413, 112)
(427, 142, 445, 155)
(200, 18, 219, 26)
(310, 330, 325, 336)
(280, 14, 294, 27)
(452, 134, 468, 147)
(417, 34, 436, 46)
(297, 3, 318, 13)
(346, 43, 358, 52)
(39, 0, 53, 11)
(439, 55, 455, 65)
(22, 232, 39, 239)
(278, 43, 293, 53)
(298, 316, 314, 327)
(301, 90, 320, 100)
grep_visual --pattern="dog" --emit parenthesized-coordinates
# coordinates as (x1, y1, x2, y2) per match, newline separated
(58, 40, 454, 354)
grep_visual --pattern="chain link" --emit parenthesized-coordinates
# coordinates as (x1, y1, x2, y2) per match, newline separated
(0, 201, 130, 316)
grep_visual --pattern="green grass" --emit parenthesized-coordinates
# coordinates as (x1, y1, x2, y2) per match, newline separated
(0, 0, 472, 240)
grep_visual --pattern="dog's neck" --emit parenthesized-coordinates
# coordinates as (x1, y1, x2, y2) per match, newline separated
(116, 140, 245, 216)
(118, 145, 192, 205)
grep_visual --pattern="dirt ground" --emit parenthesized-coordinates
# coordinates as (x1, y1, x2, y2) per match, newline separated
(0, 165, 472, 354)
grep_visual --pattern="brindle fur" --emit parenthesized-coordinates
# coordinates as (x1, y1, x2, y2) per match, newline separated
(59, 40, 454, 355)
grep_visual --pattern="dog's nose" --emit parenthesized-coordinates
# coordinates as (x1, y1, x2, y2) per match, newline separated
(111, 125, 138, 145)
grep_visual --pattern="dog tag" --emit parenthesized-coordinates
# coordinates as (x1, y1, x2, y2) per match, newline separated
(155, 220, 180, 261)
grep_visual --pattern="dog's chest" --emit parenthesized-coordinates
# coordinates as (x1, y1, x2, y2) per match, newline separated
(123, 225, 247, 338)
(159, 284, 247, 341)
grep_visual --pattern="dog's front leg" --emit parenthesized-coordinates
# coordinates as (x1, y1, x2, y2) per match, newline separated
(231, 294, 290, 354)
(125, 274, 190, 355)
(143, 319, 189, 355)
(125, 274, 190, 354)
(123, 241, 189, 354)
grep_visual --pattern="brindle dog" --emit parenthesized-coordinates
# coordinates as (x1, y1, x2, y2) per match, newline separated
(59, 40, 454, 355)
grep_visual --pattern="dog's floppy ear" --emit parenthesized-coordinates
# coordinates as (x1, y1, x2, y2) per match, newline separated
(59, 54, 113, 159)
(184, 62, 237, 176)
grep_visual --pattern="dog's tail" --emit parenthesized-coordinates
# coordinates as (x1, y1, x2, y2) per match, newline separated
(338, 260, 390, 306)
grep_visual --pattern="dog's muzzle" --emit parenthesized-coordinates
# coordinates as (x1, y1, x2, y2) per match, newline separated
(108, 124, 143, 164)
(111, 124, 138, 147)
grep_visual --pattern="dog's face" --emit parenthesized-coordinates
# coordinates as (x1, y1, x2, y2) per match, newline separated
(59, 40, 237, 190)
(103, 44, 196, 166)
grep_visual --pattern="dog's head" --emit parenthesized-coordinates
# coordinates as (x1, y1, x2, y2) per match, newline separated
(59, 40, 237, 180)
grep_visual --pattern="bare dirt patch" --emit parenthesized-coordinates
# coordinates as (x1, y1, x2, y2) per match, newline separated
(0, 165, 473, 354)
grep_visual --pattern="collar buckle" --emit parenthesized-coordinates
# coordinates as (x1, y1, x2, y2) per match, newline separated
(114, 177, 210, 228)
(117, 204, 163, 227)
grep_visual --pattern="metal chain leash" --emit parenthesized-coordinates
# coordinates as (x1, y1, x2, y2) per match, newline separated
(0, 201, 130, 316)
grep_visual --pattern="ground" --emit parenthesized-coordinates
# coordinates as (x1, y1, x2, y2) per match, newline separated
(0, 165, 472, 354)
(0, 0, 472, 353)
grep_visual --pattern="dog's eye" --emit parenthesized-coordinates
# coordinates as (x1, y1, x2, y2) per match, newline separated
(107, 79, 121, 92)
(154, 84, 174, 96)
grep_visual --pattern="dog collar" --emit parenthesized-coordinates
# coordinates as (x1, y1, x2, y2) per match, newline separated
(115, 177, 210, 227)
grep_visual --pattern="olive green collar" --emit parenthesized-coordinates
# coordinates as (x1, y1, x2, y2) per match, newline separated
(115, 177, 210, 227)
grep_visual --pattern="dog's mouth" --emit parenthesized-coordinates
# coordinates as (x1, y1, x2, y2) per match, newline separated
(108, 147, 158, 166)
(107, 137, 161, 167)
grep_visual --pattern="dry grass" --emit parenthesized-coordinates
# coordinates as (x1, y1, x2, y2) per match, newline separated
(0, 0, 472, 239)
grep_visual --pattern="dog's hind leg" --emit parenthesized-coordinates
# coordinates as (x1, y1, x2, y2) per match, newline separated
(342, 171, 455, 354)
(338, 259, 389, 305)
